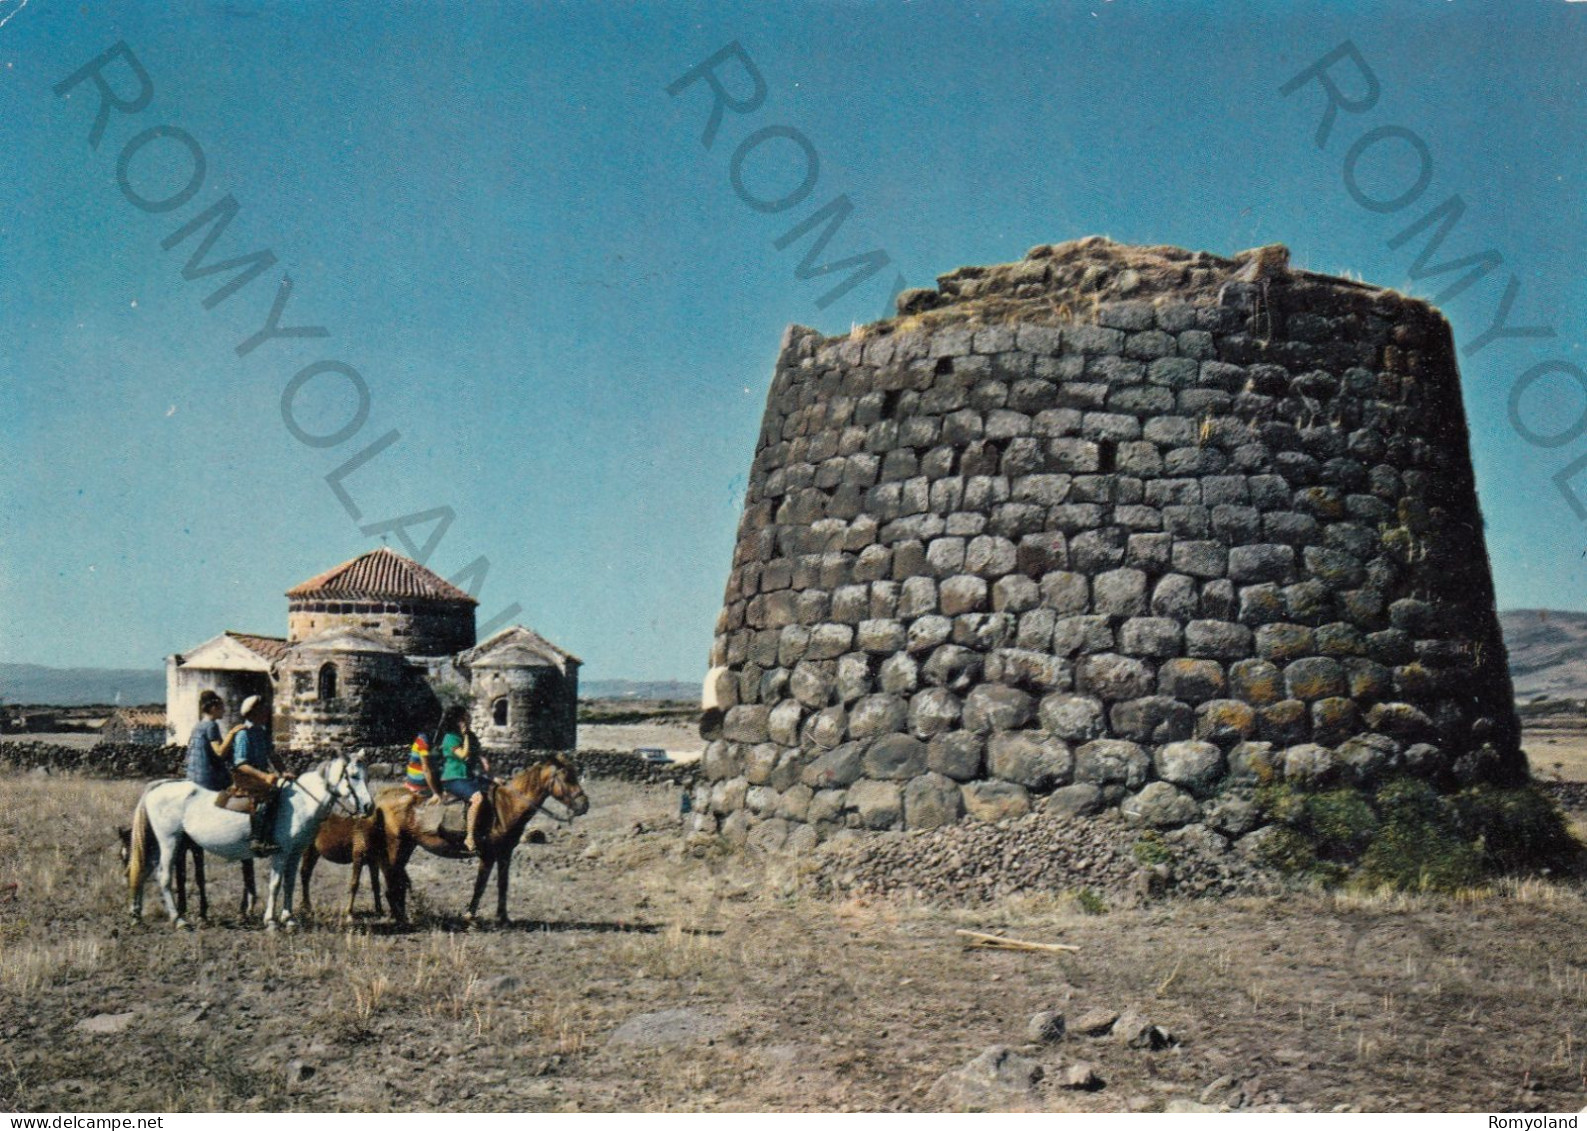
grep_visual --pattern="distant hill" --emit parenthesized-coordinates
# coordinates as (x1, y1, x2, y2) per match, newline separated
(580, 679, 697, 702)
(1498, 609, 1587, 701)
(0, 663, 696, 707)
(0, 663, 165, 706)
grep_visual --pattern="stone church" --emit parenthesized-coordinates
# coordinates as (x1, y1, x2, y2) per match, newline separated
(165, 548, 579, 753)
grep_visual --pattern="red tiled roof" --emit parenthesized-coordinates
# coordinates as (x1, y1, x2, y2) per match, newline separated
(226, 631, 291, 663)
(285, 547, 477, 604)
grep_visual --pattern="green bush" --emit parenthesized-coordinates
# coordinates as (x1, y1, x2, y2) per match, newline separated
(1253, 775, 1580, 892)
(1132, 831, 1173, 866)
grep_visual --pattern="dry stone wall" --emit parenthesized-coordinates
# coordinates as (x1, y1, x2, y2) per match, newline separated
(696, 238, 1523, 853)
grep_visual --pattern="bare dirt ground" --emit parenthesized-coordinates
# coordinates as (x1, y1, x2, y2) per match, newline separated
(577, 720, 702, 763)
(1524, 724, 1587, 784)
(1, 759, 1586, 1115)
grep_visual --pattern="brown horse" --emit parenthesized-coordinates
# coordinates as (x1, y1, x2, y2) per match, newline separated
(376, 754, 588, 925)
(298, 813, 385, 919)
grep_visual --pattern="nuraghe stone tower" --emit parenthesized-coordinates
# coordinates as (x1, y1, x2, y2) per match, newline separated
(696, 238, 1522, 853)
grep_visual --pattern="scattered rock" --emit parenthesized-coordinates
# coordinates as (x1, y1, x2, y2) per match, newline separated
(469, 974, 522, 998)
(1200, 1075, 1236, 1104)
(1114, 1008, 1176, 1049)
(74, 1012, 135, 1035)
(1026, 1010, 1066, 1044)
(1073, 1008, 1119, 1037)
(1165, 1098, 1222, 1113)
(926, 1046, 1043, 1111)
(606, 1008, 725, 1049)
(285, 1059, 316, 1085)
(1059, 1061, 1105, 1091)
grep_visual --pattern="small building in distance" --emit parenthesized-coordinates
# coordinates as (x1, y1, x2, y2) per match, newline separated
(165, 547, 579, 753)
(100, 707, 168, 745)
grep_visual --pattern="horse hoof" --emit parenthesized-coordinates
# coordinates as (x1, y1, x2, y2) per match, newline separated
(173, 918, 192, 931)
(265, 919, 279, 932)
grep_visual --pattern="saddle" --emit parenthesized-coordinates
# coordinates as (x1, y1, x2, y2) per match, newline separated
(413, 783, 500, 839)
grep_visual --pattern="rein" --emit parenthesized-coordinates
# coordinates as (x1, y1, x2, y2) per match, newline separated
(289, 759, 362, 817)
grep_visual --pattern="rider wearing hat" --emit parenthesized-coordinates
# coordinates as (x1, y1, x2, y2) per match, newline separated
(229, 694, 293, 856)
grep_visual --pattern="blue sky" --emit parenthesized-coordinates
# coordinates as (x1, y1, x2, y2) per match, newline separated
(1, 0, 1584, 680)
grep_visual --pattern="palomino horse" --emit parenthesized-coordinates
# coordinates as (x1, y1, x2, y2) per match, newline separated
(376, 754, 588, 925)
(128, 753, 374, 930)
(298, 813, 385, 920)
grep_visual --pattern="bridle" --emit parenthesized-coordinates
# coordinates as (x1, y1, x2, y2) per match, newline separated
(527, 759, 585, 824)
(289, 757, 365, 818)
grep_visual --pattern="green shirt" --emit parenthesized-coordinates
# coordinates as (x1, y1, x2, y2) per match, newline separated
(439, 732, 472, 781)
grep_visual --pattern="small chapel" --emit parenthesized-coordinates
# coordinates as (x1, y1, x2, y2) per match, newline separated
(165, 548, 579, 752)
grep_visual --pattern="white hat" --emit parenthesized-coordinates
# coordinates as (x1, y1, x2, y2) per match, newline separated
(240, 695, 263, 717)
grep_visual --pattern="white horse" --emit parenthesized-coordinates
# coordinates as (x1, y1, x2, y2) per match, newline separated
(127, 752, 374, 930)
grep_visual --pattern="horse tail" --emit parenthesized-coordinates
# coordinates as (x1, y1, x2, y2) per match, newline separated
(127, 788, 153, 900)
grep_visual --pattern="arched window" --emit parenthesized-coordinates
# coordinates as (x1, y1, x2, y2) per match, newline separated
(491, 697, 509, 727)
(317, 663, 338, 701)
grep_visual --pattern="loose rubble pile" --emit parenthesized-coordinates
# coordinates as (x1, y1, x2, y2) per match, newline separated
(811, 807, 1284, 905)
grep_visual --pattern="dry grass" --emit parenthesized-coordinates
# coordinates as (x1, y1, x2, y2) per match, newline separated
(0, 773, 1584, 1112)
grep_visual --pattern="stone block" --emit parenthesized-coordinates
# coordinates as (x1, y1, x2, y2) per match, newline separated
(847, 693, 908, 739)
(1311, 696, 1361, 745)
(1077, 653, 1156, 700)
(1256, 623, 1315, 662)
(878, 652, 919, 695)
(1259, 700, 1310, 745)
(848, 779, 903, 829)
(1039, 693, 1108, 741)
(963, 780, 1032, 822)
(992, 574, 1041, 613)
(1156, 658, 1226, 703)
(966, 535, 1018, 577)
(723, 705, 771, 744)
(904, 772, 964, 830)
(1228, 658, 1284, 705)
(1153, 740, 1226, 796)
(1109, 695, 1195, 744)
(857, 618, 907, 654)
(1092, 568, 1149, 616)
(1282, 743, 1338, 785)
(988, 732, 1074, 791)
(863, 733, 929, 780)
(1227, 544, 1296, 584)
(1285, 656, 1346, 701)
(768, 699, 805, 746)
(1041, 571, 1091, 613)
(1172, 540, 1227, 579)
(1194, 698, 1258, 745)
(1074, 739, 1150, 788)
(1122, 782, 1201, 828)
(1150, 574, 1200, 619)
(908, 686, 962, 737)
(962, 684, 1035, 732)
(1045, 783, 1103, 817)
(1119, 617, 1183, 658)
(906, 615, 954, 653)
(1185, 619, 1253, 660)
(1051, 614, 1114, 656)
(1237, 583, 1286, 626)
(927, 731, 985, 781)
(926, 536, 967, 578)
(941, 574, 990, 615)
